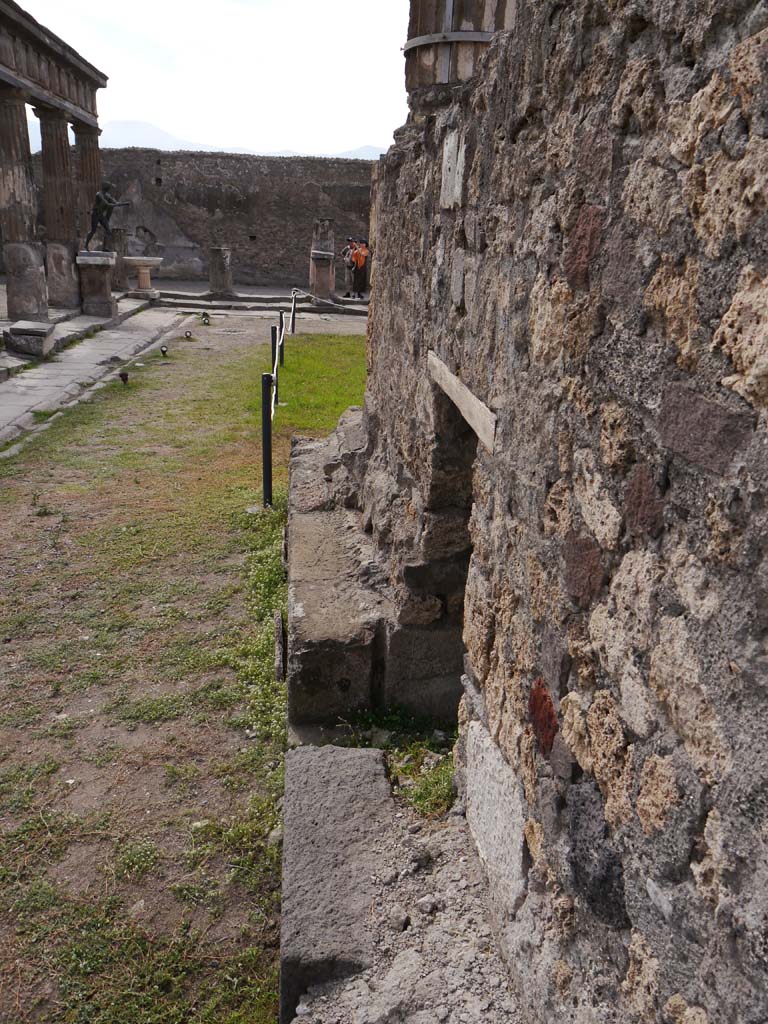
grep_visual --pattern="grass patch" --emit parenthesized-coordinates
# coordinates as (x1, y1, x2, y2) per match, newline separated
(0, 323, 366, 1020)
(339, 707, 458, 818)
(114, 839, 160, 881)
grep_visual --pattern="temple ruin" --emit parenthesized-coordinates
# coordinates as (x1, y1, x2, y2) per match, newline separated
(0, 0, 107, 319)
(284, 0, 768, 1020)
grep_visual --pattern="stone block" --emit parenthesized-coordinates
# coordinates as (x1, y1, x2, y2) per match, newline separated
(440, 130, 466, 210)
(659, 384, 754, 475)
(625, 462, 664, 538)
(286, 508, 393, 727)
(280, 745, 395, 1023)
(3, 242, 48, 321)
(563, 530, 605, 607)
(5, 320, 56, 359)
(465, 721, 528, 920)
(383, 621, 464, 722)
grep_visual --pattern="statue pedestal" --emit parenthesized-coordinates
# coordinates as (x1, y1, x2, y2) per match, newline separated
(123, 256, 163, 299)
(76, 252, 118, 318)
(310, 251, 335, 300)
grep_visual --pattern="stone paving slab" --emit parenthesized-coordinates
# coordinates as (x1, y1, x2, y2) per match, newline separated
(0, 308, 183, 445)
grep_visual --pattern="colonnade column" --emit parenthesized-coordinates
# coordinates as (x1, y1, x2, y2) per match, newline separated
(0, 86, 48, 321)
(34, 105, 80, 307)
(72, 120, 102, 240)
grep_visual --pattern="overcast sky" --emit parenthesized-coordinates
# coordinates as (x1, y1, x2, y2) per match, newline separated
(22, 0, 412, 154)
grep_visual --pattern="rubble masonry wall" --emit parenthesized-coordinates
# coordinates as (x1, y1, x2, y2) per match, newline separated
(30, 149, 373, 286)
(359, 2, 768, 1022)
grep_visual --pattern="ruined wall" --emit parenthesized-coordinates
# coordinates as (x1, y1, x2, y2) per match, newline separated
(359, 2, 768, 1021)
(32, 149, 372, 286)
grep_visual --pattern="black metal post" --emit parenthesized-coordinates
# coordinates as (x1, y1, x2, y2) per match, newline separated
(290, 293, 297, 334)
(279, 311, 285, 367)
(271, 325, 279, 403)
(261, 372, 273, 507)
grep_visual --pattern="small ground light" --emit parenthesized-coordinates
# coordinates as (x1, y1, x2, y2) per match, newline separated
(160, 345, 168, 357)
(184, 330, 192, 339)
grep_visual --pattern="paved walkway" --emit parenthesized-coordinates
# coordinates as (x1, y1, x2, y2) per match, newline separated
(0, 307, 184, 446)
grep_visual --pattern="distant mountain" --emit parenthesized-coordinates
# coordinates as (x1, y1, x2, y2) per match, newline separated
(328, 145, 386, 160)
(26, 116, 385, 160)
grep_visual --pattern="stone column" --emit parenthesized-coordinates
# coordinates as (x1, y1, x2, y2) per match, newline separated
(72, 121, 102, 239)
(34, 106, 80, 308)
(209, 246, 235, 297)
(0, 86, 48, 321)
(309, 219, 335, 300)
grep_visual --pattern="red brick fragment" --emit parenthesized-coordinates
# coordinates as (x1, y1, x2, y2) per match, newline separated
(529, 678, 559, 757)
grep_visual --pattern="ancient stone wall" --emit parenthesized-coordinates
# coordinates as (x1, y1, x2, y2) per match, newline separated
(355, 2, 768, 1021)
(31, 149, 373, 286)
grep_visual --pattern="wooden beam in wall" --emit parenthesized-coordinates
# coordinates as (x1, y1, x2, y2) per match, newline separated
(427, 350, 497, 454)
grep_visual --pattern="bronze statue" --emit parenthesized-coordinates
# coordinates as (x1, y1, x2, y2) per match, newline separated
(84, 181, 130, 251)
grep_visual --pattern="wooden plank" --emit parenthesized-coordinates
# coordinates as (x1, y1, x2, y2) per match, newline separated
(428, 350, 497, 453)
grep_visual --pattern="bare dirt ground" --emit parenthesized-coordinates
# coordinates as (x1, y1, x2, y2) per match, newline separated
(0, 312, 366, 1024)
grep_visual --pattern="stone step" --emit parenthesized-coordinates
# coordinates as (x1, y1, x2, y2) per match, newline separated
(280, 745, 396, 1024)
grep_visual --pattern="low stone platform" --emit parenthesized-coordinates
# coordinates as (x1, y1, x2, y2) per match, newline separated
(0, 307, 183, 445)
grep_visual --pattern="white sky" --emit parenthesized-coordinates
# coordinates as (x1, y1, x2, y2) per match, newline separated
(21, 0, 412, 154)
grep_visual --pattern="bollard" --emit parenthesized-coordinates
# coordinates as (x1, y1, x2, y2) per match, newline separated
(262, 373, 273, 507)
(279, 311, 285, 367)
(290, 292, 297, 334)
(271, 325, 279, 403)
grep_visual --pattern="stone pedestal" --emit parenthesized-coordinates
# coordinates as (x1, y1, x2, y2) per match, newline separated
(76, 251, 117, 318)
(309, 219, 335, 300)
(122, 256, 162, 299)
(309, 252, 335, 300)
(209, 246, 235, 297)
(110, 228, 129, 290)
(46, 242, 81, 308)
(5, 320, 56, 359)
(4, 243, 49, 321)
